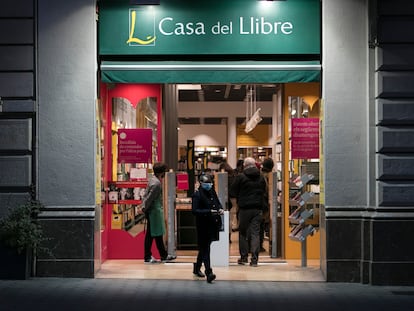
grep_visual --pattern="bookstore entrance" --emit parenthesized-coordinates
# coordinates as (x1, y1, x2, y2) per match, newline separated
(98, 0, 322, 280)
(97, 81, 322, 281)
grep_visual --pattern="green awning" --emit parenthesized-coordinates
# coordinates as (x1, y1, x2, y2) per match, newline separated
(100, 61, 321, 83)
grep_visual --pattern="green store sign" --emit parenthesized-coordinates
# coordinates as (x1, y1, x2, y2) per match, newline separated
(99, 0, 320, 56)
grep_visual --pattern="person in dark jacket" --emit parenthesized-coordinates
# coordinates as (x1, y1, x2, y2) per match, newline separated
(229, 157, 267, 267)
(260, 157, 274, 252)
(235, 159, 244, 174)
(218, 162, 237, 241)
(218, 161, 236, 211)
(192, 174, 224, 283)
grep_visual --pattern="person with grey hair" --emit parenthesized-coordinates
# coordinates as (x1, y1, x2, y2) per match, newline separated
(229, 157, 267, 267)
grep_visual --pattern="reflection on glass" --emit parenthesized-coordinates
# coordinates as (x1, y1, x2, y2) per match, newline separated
(111, 96, 158, 236)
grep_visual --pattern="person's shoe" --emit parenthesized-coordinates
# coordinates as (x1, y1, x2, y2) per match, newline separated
(237, 257, 248, 265)
(144, 256, 161, 264)
(193, 263, 205, 278)
(250, 261, 258, 267)
(205, 268, 216, 283)
(161, 255, 176, 263)
(206, 273, 216, 283)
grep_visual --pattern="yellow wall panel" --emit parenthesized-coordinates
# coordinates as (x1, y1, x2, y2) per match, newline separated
(236, 124, 270, 146)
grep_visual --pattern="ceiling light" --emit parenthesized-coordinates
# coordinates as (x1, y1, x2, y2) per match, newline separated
(197, 90, 205, 102)
(224, 84, 231, 99)
(177, 84, 202, 90)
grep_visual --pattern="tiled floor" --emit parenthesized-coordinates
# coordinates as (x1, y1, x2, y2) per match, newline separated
(96, 232, 324, 282)
(96, 257, 324, 281)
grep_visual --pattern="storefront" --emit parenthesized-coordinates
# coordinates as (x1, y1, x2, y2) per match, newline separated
(98, 0, 322, 261)
(2, 0, 412, 284)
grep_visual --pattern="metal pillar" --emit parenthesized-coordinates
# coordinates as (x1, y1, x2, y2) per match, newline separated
(212, 171, 229, 266)
(215, 172, 228, 210)
(271, 171, 278, 258)
(165, 171, 176, 257)
(301, 239, 307, 267)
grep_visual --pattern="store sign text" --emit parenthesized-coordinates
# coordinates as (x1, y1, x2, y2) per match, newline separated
(118, 129, 152, 163)
(291, 118, 319, 159)
(157, 17, 293, 36)
(127, 9, 294, 46)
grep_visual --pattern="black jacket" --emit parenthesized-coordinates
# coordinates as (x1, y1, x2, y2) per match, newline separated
(229, 165, 267, 210)
(192, 187, 223, 242)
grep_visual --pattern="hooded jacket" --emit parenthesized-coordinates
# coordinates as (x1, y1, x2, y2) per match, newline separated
(229, 165, 267, 210)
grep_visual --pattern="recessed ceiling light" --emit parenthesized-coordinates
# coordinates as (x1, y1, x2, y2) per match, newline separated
(177, 84, 202, 90)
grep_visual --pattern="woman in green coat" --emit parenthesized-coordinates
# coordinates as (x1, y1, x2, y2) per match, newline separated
(140, 162, 175, 264)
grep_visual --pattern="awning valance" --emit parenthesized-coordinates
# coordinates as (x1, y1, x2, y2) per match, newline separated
(100, 61, 321, 83)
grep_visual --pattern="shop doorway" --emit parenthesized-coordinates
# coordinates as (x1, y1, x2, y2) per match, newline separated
(97, 0, 322, 280)
(98, 80, 322, 281)
(174, 82, 321, 267)
(176, 83, 280, 264)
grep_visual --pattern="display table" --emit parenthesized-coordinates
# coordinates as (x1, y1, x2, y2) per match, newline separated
(176, 203, 197, 250)
(176, 202, 230, 267)
(211, 211, 229, 267)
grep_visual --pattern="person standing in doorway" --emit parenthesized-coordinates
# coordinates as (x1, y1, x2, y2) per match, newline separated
(235, 159, 244, 174)
(230, 157, 267, 267)
(230, 159, 244, 232)
(218, 161, 237, 242)
(139, 162, 176, 264)
(192, 174, 224, 283)
(260, 157, 274, 252)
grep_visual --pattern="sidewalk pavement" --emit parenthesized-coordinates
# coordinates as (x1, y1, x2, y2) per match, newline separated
(0, 278, 413, 311)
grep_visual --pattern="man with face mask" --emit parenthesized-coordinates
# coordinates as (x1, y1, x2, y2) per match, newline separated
(192, 174, 224, 283)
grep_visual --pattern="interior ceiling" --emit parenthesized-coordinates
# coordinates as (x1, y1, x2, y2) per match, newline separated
(178, 83, 277, 125)
(178, 83, 279, 102)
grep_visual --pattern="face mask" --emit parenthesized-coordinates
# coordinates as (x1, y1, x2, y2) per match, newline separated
(201, 183, 212, 191)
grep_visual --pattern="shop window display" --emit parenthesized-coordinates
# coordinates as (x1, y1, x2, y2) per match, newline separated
(109, 96, 159, 237)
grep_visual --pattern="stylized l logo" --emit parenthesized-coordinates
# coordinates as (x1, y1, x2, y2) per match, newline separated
(126, 10, 156, 45)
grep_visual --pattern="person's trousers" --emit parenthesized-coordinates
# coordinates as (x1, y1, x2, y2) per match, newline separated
(238, 208, 263, 263)
(196, 239, 212, 271)
(144, 216, 168, 260)
(260, 210, 270, 248)
(230, 204, 239, 230)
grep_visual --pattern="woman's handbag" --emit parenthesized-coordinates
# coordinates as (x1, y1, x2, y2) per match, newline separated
(213, 213, 224, 232)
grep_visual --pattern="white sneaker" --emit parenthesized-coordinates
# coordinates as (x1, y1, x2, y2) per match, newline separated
(161, 255, 177, 263)
(144, 256, 161, 264)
